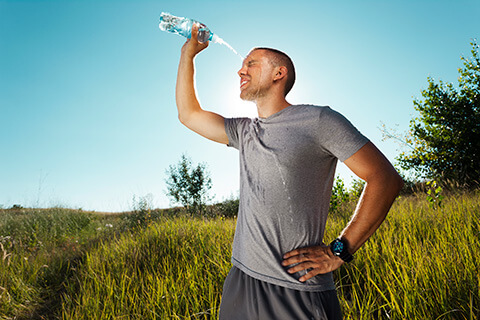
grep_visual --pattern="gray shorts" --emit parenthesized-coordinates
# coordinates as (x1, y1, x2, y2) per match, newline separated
(219, 266, 342, 320)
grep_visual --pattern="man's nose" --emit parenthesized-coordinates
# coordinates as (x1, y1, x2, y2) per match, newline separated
(238, 66, 246, 77)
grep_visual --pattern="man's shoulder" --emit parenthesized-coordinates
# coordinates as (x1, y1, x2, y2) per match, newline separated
(287, 104, 341, 121)
(289, 105, 358, 134)
(292, 104, 332, 114)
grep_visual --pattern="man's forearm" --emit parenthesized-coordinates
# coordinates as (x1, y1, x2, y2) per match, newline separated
(340, 171, 403, 254)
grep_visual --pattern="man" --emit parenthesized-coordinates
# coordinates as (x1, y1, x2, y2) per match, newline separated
(176, 24, 403, 319)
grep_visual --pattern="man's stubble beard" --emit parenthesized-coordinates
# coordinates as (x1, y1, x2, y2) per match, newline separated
(240, 83, 269, 102)
(239, 67, 274, 102)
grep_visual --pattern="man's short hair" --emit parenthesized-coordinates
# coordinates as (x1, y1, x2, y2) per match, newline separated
(251, 47, 296, 96)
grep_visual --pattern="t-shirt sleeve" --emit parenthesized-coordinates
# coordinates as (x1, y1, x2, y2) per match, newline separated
(318, 107, 369, 162)
(224, 117, 250, 150)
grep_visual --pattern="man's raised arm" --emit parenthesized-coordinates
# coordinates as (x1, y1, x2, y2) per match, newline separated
(175, 24, 229, 145)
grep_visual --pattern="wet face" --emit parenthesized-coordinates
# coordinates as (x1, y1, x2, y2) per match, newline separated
(237, 50, 275, 101)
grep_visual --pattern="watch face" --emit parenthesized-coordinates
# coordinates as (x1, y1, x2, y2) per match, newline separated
(331, 239, 354, 263)
(332, 240, 344, 254)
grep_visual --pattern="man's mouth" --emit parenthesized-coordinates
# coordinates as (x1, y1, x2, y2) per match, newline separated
(240, 78, 249, 89)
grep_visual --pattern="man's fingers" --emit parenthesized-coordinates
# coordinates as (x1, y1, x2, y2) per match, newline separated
(285, 260, 328, 283)
(299, 269, 322, 282)
(191, 23, 198, 40)
(286, 261, 315, 274)
(281, 245, 344, 282)
(281, 252, 309, 267)
(191, 23, 209, 44)
(181, 23, 208, 57)
(282, 246, 326, 266)
(283, 249, 299, 259)
(283, 247, 309, 260)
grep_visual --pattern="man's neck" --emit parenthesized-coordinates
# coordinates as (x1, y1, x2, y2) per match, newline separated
(255, 96, 291, 119)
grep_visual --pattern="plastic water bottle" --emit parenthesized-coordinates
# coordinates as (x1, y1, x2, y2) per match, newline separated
(159, 12, 216, 43)
(158, 12, 243, 59)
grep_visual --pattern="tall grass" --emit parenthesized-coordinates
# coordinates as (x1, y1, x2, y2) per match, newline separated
(327, 192, 480, 319)
(61, 217, 234, 319)
(1, 192, 479, 319)
(0, 208, 124, 319)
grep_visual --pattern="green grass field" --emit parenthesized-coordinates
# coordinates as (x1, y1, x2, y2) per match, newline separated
(0, 191, 479, 319)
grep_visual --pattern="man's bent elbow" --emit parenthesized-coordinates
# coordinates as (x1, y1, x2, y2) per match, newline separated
(178, 112, 200, 134)
(374, 168, 404, 197)
(178, 113, 186, 125)
(178, 111, 192, 127)
(391, 171, 404, 195)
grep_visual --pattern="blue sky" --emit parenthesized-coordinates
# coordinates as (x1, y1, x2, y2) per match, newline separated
(1, 0, 479, 212)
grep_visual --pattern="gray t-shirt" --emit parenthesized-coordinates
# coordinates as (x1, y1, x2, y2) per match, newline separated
(224, 104, 369, 292)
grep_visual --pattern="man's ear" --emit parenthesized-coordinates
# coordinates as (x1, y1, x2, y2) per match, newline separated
(273, 66, 288, 81)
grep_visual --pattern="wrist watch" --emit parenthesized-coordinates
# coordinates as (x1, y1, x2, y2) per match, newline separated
(330, 238, 354, 263)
